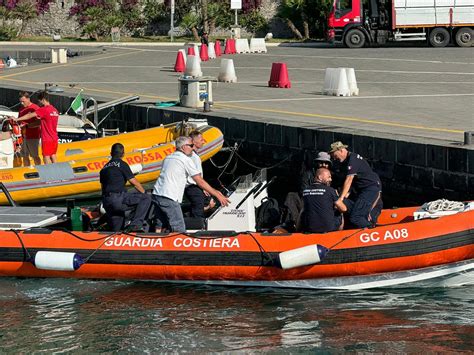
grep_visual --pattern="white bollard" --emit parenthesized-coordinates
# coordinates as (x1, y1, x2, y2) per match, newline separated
(235, 39, 250, 53)
(249, 38, 267, 53)
(208, 42, 216, 59)
(322, 67, 351, 96)
(185, 55, 202, 77)
(335, 68, 350, 96)
(322, 68, 336, 95)
(344, 67, 359, 96)
(179, 49, 187, 64)
(218, 59, 237, 83)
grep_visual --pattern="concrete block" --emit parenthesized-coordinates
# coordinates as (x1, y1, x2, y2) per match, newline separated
(298, 128, 315, 149)
(468, 150, 474, 175)
(315, 131, 334, 152)
(162, 110, 174, 124)
(227, 119, 247, 140)
(373, 138, 396, 162)
(396, 141, 426, 166)
(247, 121, 264, 143)
(282, 126, 298, 148)
(433, 171, 467, 191)
(467, 175, 474, 200)
(393, 164, 412, 183)
(333, 133, 353, 150)
(207, 116, 226, 135)
(353, 135, 374, 160)
(426, 145, 447, 170)
(146, 107, 162, 126)
(373, 160, 394, 180)
(447, 147, 468, 173)
(411, 167, 433, 187)
(265, 124, 282, 145)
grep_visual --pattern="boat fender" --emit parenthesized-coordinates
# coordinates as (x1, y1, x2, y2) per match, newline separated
(130, 163, 143, 175)
(278, 244, 328, 270)
(34, 251, 84, 271)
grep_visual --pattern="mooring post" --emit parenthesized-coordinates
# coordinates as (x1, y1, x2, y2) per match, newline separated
(464, 131, 473, 145)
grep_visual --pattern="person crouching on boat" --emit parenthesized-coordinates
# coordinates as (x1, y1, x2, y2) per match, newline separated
(301, 168, 347, 233)
(329, 141, 383, 228)
(100, 143, 151, 232)
(184, 130, 210, 223)
(15, 91, 58, 164)
(152, 136, 230, 233)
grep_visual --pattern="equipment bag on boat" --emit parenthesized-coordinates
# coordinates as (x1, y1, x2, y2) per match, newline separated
(255, 197, 281, 231)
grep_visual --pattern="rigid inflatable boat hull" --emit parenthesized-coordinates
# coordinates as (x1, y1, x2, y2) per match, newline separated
(0, 207, 472, 290)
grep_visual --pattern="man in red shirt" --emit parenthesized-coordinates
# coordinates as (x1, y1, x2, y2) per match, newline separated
(16, 91, 59, 164)
(17, 91, 41, 166)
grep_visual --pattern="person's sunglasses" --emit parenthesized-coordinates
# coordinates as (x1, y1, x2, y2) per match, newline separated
(185, 144, 194, 148)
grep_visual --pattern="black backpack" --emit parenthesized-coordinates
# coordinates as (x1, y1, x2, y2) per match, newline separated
(255, 197, 280, 231)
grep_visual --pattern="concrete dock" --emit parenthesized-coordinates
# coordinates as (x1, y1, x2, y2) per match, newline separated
(1, 43, 472, 145)
(1, 43, 473, 202)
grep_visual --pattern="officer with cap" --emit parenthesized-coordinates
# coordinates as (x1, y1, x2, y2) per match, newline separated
(329, 141, 382, 228)
(100, 143, 151, 232)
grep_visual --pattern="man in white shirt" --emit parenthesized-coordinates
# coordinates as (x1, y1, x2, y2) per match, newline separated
(152, 136, 230, 232)
(184, 130, 207, 220)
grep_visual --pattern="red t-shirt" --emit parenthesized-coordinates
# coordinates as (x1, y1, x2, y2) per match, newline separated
(36, 105, 59, 143)
(19, 103, 40, 139)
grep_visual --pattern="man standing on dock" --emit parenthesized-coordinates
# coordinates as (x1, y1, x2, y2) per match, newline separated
(15, 91, 59, 164)
(17, 91, 41, 166)
(329, 141, 383, 228)
(152, 136, 230, 233)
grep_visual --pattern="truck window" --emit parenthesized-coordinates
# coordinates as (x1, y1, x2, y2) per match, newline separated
(337, 0, 352, 11)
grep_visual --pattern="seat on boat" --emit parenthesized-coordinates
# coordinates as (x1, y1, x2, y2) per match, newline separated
(0, 206, 67, 230)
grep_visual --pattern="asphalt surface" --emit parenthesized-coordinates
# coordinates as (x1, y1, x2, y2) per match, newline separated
(1, 43, 473, 146)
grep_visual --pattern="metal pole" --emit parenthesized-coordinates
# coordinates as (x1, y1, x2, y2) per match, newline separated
(170, 0, 175, 42)
(234, 9, 238, 26)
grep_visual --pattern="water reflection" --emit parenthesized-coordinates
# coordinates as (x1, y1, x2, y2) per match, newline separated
(0, 279, 472, 352)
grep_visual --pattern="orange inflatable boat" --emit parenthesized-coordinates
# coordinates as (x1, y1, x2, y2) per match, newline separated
(0, 203, 472, 290)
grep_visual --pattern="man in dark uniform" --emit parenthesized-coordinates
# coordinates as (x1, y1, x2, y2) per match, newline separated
(302, 168, 347, 233)
(329, 141, 383, 228)
(100, 143, 151, 232)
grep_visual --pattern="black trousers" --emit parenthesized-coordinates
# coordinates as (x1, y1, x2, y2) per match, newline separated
(102, 191, 152, 231)
(184, 184, 205, 219)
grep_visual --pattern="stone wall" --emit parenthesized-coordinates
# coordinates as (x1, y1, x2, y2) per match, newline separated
(21, 0, 292, 39)
(23, 0, 79, 37)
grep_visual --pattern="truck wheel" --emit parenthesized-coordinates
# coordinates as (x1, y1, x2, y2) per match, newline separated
(429, 28, 450, 47)
(345, 29, 366, 48)
(455, 27, 473, 47)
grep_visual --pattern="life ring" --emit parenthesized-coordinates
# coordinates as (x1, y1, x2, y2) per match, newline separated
(1, 119, 24, 153)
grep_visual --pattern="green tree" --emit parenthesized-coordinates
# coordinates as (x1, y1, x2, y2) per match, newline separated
(240, 9, 268, 36)
(180, 11, 200, 40)
(278, 0, 304, 39)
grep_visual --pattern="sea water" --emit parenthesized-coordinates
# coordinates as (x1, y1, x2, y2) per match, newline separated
(0, 279, 473, 352)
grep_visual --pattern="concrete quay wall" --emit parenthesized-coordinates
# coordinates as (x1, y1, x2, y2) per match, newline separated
(1, 86, 473, 204)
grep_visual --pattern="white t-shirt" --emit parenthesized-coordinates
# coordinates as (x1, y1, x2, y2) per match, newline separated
(186, 151, 203, 186)
(153, 151, 200, 202)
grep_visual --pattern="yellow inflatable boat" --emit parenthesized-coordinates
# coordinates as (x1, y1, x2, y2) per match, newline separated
(54, 121, 194, 161)
(0, 122, 223, 204)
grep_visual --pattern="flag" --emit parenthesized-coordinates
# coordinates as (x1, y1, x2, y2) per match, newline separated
(70, 90, 83, 114)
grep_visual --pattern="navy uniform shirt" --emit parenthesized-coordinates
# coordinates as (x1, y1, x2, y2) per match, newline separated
(302, 182, 339, 233)
(100, 158, 134, 195)
(345, 152, 381, 192)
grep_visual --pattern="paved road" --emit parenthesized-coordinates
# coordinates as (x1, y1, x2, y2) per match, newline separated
(1, 44, 473, 146)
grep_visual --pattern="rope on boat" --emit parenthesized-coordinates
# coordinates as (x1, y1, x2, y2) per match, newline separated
(424, 199, 466, 213)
